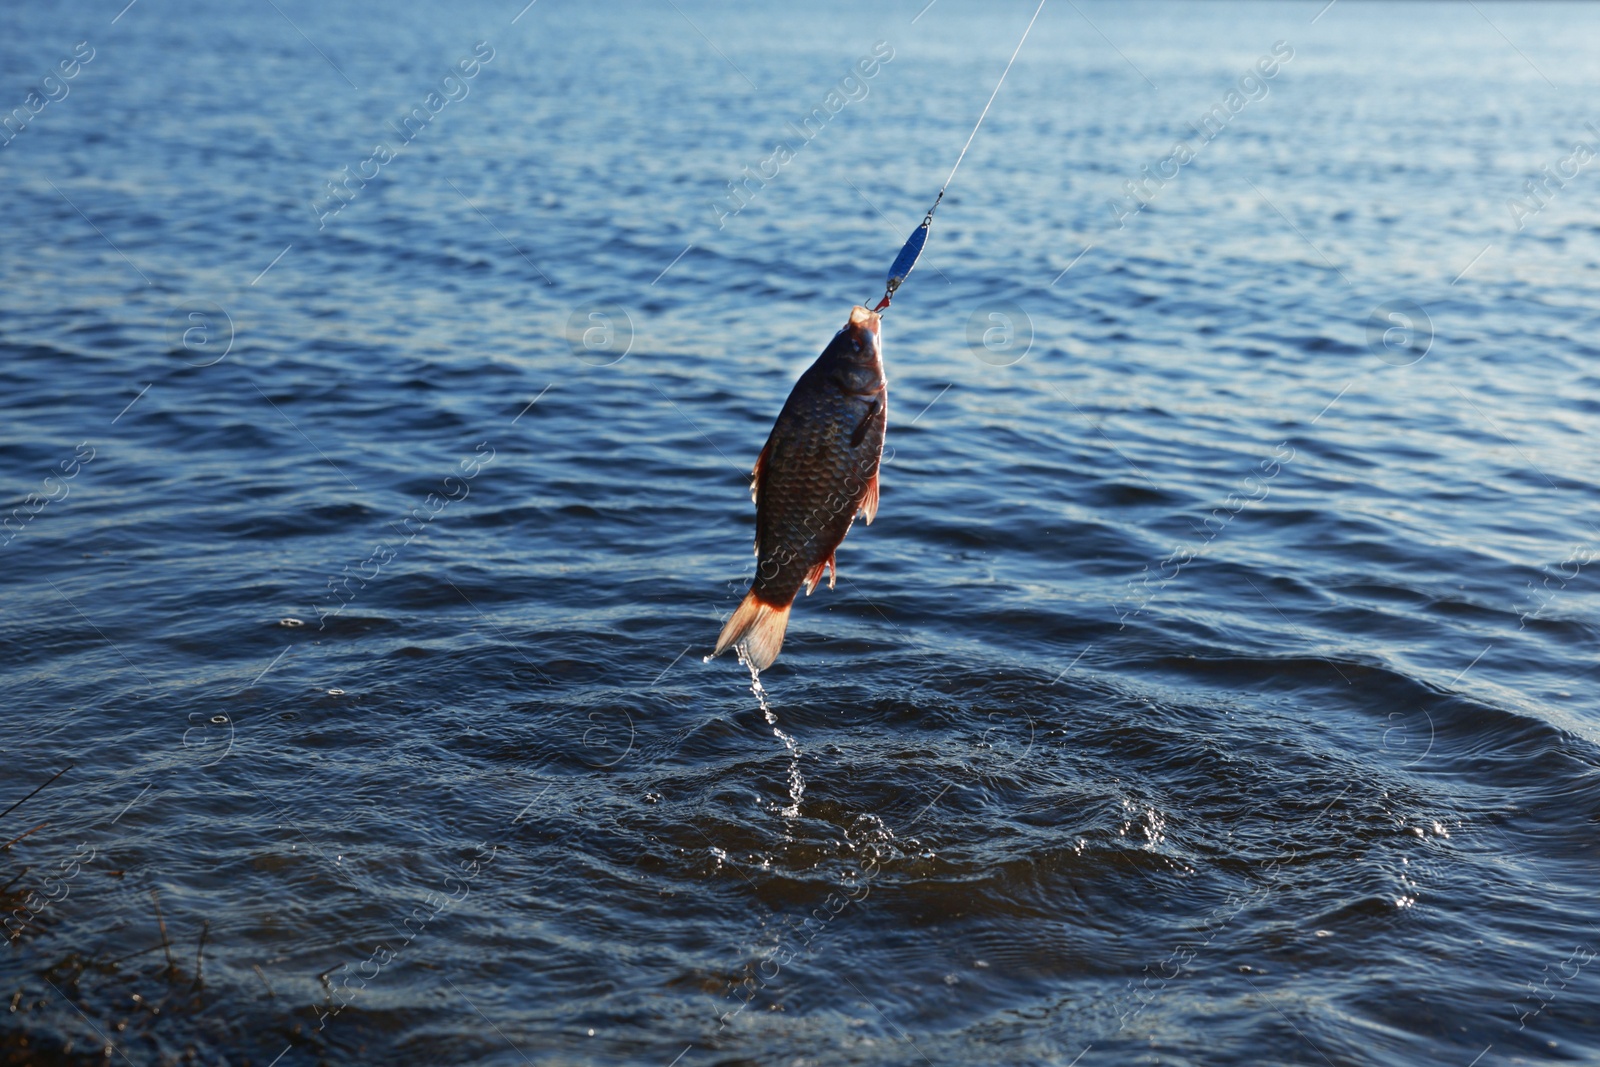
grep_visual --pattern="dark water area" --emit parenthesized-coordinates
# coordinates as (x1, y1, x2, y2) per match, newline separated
(3, 1, 1599, 1063)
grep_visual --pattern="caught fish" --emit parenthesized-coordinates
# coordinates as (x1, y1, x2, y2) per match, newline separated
(713, 305, 888, 670)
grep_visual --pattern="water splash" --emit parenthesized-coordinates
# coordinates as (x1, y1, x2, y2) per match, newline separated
(740, 651, 804, 822)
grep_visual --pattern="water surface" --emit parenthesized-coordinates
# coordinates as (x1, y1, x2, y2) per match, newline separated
(3, 2, 1599, 1064)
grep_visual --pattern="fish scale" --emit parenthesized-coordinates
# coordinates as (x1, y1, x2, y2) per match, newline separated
(712, 305, 886, 669)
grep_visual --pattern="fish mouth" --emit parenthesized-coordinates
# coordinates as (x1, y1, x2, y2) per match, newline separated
(847, 305, 882, 354)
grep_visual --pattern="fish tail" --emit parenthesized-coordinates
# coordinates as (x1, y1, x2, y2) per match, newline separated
(713, 591, 792, 670)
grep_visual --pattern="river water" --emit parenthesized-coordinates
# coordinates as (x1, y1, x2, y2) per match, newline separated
(3, 1, 1599, 1064)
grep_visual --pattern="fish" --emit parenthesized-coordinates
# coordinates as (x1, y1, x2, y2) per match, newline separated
(713, 305, 888, 670)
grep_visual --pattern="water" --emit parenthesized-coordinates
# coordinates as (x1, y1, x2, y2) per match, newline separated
(3, 1, 1599, 1063)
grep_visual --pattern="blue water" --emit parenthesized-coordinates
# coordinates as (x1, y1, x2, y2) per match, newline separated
(4, 1, 1600, 1063)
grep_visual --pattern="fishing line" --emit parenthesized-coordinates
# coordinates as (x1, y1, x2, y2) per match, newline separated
(872, 0, 1047, 313)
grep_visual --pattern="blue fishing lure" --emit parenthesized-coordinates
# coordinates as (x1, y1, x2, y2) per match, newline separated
(873, 194, 939, 313)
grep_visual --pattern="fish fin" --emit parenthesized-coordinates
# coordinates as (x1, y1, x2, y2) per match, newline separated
(750, 442, 773, 552)
(859, 472, 879, 525)
(713, 591, 792, 670)
(850, 396, 881, 449)
(750, 442, 771, 504)
(802, 553, 837, 596)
